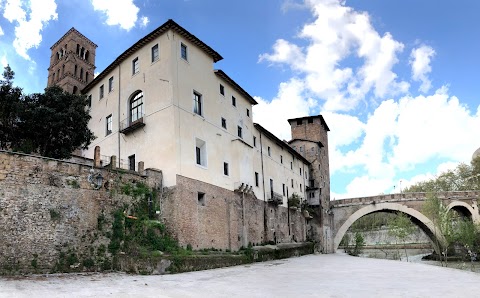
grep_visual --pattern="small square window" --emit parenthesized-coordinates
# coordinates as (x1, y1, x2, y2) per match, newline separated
(221, 117, 227, 129)
(237, 126, 242, 138)
(106, 114, 112, 135)
(297, 119, 302, 125)
(308, 118, 314, 124)
(223, 162, 229, 176)
(198, 192, 205, 206)
(181, 43, 188, 60)
(255, 172, 259, 187)
(108, 76, 114, 92)
(246, 108, 250, 117)
(232, 96, 236, 107)
(132, 57, 139, 75)
(151, 44, 159, 62)
(99, 85, 104, 99)
(220, 84, 225, 96)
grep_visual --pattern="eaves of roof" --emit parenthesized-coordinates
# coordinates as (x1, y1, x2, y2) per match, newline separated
(254, 123, 310, 165)
(82, 19, 223, 94)
(214, 69, 257, 105)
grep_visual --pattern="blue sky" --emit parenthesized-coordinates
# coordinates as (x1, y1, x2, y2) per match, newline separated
(1, 0, 480, 199)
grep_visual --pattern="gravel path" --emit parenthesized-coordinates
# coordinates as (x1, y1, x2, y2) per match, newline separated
(1, 253, 480, 297)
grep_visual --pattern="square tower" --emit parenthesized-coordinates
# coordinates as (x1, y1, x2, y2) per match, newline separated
(288, 115, 330, 207)
(47, 28, 97, 94)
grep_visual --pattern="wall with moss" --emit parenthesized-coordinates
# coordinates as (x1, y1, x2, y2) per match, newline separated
(0, 151, 162, 275)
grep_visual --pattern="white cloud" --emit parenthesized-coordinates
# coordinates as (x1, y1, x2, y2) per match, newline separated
(2, 0, 58, 60)
(139, 16, 149, 28)
(91, 0, 140, 31)
(259, 0, 409, 112)
(410, 45, 436, 93)
(253, 78, 314, 140)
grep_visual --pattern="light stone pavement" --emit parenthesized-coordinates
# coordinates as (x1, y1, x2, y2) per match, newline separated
(2, 253, 480, 298)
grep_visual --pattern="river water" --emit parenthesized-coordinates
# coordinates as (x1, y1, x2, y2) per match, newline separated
(358, 248, 480, 273)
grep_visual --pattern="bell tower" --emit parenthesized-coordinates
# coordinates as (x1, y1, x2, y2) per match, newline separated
(47, 28, 97, 94)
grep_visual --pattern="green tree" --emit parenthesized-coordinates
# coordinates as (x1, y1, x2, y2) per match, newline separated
(455, 219, 479, 271)
(387, 212, 416, 261)
(19, 86, 95, 158)
(405, 157, 480, 192)
(0, 65, 23, 150)
(422, 194, 455, 266)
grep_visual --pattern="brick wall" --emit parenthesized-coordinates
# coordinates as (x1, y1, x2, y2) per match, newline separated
(162, 175, 311, 251)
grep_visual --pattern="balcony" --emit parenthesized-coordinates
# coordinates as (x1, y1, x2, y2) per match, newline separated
(267, 191, 283, 205)
(120, 114, 145, 134)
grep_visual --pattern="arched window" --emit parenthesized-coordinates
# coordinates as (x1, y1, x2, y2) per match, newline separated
(80, 47, 85, 58)
(85, 50, 89, 62)
(62, 64, 65, 76)
(73, 86, 78, 94)
(74, 65, 77, 77)
(86, 72, 89, 83)
(129, 91, 144, 123)
(76, 44, 80, 55)
(80, 68, 84, 80)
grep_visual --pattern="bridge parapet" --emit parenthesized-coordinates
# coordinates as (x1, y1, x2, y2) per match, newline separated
(331, 191, 480, 208)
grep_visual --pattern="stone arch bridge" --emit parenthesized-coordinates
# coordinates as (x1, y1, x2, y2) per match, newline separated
(328, 191, 480, 253)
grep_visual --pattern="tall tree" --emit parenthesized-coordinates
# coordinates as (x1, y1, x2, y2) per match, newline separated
(0, 65, 23, 149)
(20, 86, 95, 159)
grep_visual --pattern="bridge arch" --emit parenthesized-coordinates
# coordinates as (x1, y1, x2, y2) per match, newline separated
(333, 202, 445, 254)
(446, 201, 480, 223)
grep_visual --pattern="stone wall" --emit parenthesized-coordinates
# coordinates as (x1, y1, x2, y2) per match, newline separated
(0, 151, 161, 274)
(162, 175, 311, 251)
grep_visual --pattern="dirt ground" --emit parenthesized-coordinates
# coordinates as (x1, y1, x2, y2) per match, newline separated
(1, 253, 480, 297)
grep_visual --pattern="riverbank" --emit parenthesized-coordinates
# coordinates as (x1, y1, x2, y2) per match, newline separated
(2, 253, 480, 297)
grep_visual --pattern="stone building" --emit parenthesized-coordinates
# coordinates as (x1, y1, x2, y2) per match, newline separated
(48, 19, 332, 251)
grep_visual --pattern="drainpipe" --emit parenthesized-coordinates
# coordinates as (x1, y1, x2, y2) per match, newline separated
(259, 131, 268, 242)
(117, 64, 121, 167)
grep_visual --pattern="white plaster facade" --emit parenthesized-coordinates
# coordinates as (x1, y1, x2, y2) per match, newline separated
(81, 20, 321, 207)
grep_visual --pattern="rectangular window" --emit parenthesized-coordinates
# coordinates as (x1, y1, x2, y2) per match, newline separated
(309, 180, 314, 188)
(220, 84, 225, 96)
(151, 44, 159, 62)
(106, 114, 112, 135)
(308, 118, 314, 124)
(282, 184, 285, 196)
(300, 168, 302, 176)
(198, 192, 205, 206)
(246, 108, 250, 117)
(87, 95, 92, 108)
(237, 126, 242, 138)
(195, 138, 207, 167)
(280, 155, 283, 164)
(128, 154, 135, 171)
(132, 57, 139, 75)
(268, 146, 271, 156)
(223, 162, 229, 176)
(108, 76, 114, 92)
(193, 92, 202, 116)
(291, 179, 294, 188)
(221, 117, 227, 129)
(99, 85, 104, 99)
(300, 184, 303, 192)
(270, 179, 274, 197)
(181, 43, 188, 60)
(253, 136, 257, 147)
(232, 96, 236, 107)
(255, 172, 259, 187)
(290, 162, 293, 170)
